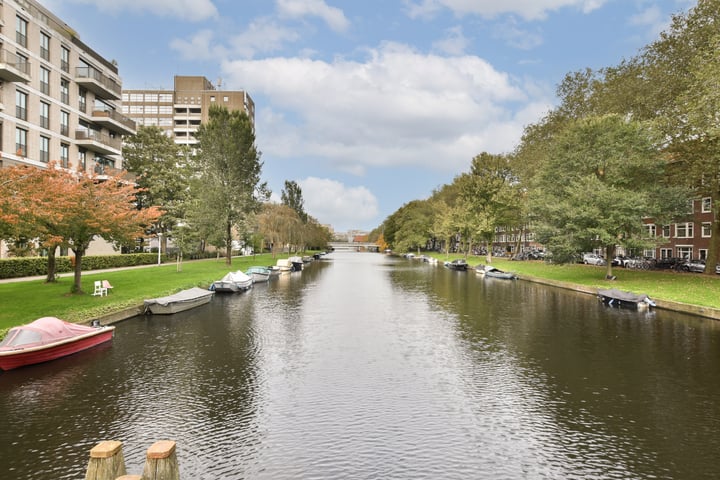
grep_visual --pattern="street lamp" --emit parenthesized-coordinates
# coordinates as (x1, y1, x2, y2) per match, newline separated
(157, 232, 162, 265)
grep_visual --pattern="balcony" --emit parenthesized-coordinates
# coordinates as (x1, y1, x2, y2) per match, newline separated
(93, 162, 136, 182)
(0, 48, 31, 83)
(75, 129, 122, 156)
(75, 66, 121, 100)
(91, 107, 137, 135)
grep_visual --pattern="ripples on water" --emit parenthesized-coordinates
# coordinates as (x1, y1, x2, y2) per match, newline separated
(2, 252, 720, 479)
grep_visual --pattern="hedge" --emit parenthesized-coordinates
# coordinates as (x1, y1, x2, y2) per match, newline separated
(0, 253, 160, 279)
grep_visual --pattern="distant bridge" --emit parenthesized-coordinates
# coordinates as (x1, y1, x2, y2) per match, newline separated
(328, 241, 380, 252)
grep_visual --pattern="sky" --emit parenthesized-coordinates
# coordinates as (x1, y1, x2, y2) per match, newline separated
(43, 0, 696, 233)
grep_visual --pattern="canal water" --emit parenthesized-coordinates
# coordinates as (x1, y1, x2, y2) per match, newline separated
(1, 251, 720, 479)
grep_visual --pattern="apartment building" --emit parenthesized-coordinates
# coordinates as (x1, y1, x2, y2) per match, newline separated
(0, 0, 135, 257)
(0, 0, 134, 173)
(122, 75, 255, 146)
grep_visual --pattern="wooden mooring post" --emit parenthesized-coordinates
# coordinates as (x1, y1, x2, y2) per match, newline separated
(84, 440, 127, 480)
(84, 440, 179, 480)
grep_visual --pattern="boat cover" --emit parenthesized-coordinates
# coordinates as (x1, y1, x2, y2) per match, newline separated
(145, 287, 214, 307)
(0, 317, 99, 349)
(598, 288, 655, 306)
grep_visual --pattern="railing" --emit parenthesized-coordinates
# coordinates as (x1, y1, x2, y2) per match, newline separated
(92, 106, 137, 131)
(75, 129, 122, 151)
(75, 66, 122, 98)
(0, 48, 30, 75)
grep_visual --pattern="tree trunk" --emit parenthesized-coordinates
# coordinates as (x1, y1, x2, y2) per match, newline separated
(45, 246, 57, 283)
(225, 221, 233, 266)
(605, 244, 616, 279)
(71, 248, 85, 294)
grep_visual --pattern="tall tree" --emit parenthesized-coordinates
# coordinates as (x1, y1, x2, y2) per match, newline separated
(530, 115, 688, 278)
(457, 152, 522, 262)
(123, 125, 192, 253)
(192, 105, 268, 265)
(257, 203, 301, 257)
(281, 180, 308, 223)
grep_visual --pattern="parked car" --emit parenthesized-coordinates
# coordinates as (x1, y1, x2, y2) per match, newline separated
(677, 259, 720, 274)
(654, 257, 685, 270)
(582, 253, 606, 266)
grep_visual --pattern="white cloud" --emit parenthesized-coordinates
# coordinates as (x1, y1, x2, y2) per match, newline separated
(628, 6, 671, 39)
(223, 42, 545, 177)
(404, 0, 607, 21)
(229, 18, 301, 59)
(432, 26, 470, 55)
(49, 0, 218, 21)
(276, 0, 350, 32)
(299, 178, 379, 230)
(170, 30, 229, 61)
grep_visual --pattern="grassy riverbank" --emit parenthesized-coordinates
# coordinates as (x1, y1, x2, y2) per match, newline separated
(4, 252, 720, 334)
(0, 254, 281, 332)
(433, 254, 720, 310)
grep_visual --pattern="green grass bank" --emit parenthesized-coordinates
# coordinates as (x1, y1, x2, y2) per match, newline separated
(0, 254, 283, 334)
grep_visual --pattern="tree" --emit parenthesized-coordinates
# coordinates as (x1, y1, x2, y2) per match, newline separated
(281, 180, 308, 223)
(0, 163, 162, 292)
(457, 152, 522, 262)
(192, 105, 268, 265)
(530, 115, 688, 278)
(122, 125, 192, 253)
(257, 203, 301, 257)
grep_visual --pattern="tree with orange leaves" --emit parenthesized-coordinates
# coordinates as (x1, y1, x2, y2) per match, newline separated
(0, 163, 162, 293)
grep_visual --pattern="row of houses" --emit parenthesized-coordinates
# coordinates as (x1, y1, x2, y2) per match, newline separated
(493, 197, 715, 261)
(0, 0, 254, 258)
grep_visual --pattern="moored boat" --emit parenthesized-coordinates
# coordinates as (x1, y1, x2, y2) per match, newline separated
(0, 317, 115, 371)
(274, 259, 293, 273)
(288, 256, 304, 271)
(246, 266, 272, 283)
(598, 289, 656, 309)
(210, 271, 253, 292)
(444, 259, 468, 271)
(144, 287, 214, 315)
(475, 264, 518, 279)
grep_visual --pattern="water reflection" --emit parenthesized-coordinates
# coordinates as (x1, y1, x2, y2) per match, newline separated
(1, 253, 720, 479)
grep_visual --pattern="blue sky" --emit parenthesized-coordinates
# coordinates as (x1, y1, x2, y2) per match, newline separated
(44, 0, 695, 232)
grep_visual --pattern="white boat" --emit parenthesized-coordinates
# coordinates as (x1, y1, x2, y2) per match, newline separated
(246, 266, 272, 283)
(210, 271, 253, 292)
(288, 256, 304, 271)
(475, 264, 518, 279)
(144, 287, 214, 315)
(275, 259, 293, 273)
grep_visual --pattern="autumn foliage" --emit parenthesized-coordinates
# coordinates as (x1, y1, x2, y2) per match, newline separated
(0, 162, 162, 292)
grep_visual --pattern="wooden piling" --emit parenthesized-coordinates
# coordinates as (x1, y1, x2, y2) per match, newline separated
(84, 440, 127, 480)
(140, 440, 179, 480)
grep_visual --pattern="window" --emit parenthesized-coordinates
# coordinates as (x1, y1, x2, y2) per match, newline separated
(677, 246, 692, 259)
(60, 143, 69, 168)
(61, 46, 70, 73)
(223, 96, 229, 102)
(687, 199, 695, 214)
(16, 16, 28, 48)
(699, 249, 708, 260)
(78, 148, 86, 171)
(159, 105, 173, 114)
(129, 93, 144, 102)
(60, 79, 69, 105)
(210, 96, 216, 102)
(60, 110, 69, 136)
(145, 93, 158, 102)
(702, 222, 712, 238)
(40, 67, 50, 94)
(39, 136, 50, 163)
(676, 222, 694, 238)
(644, 224, 656, 238)
(16, 53, 29, 75)
(40, 101, 50, 129)
(702, 197, 712, 213)
(129, 105, 143, 114)
(662, 225, 671, 238)
(15, 127, 27, 157)
(660, 248, 672, 259)
(40, 32, 50, 61)
(159, 93, 173, 102)
(78, 87, 87, 112)
(15, 90, 27, 120)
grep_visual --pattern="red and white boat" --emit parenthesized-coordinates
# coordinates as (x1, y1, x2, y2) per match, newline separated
(0, 317, 115, 371)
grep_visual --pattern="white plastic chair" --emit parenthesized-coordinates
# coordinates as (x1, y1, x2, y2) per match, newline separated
(92, 280, 108, 297)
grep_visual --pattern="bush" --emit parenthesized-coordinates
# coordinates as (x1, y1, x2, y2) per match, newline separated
(0, 253, 160, 279)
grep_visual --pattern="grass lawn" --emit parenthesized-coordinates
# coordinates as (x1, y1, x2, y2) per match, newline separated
(433, 254, 720, 310)
(0, 254, 283, 333)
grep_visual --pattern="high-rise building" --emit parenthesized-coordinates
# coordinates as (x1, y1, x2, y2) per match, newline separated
(122, 75, 255, 147)
(0, 0, 135, 175)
